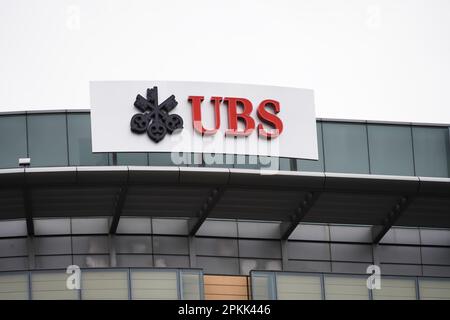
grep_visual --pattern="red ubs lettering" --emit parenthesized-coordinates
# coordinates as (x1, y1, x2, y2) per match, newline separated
(188, 96, 283, 139)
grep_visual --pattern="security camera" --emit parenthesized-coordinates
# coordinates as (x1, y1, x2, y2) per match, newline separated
(18, 158, 31, 167)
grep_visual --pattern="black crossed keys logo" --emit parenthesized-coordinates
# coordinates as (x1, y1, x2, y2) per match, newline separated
(130, 86, 183, 142)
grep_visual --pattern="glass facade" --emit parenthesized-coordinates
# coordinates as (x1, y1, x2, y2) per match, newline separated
(0, 111, 448, 176)
(251, 271, 450, 300)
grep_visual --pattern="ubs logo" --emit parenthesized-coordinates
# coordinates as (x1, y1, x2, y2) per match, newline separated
(130, 86, 183, 142)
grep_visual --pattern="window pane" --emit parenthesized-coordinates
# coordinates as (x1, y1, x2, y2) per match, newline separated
(0, 115, 27, 168)
(34, 236, 71, 255)
(238, 240, 281, 259)
(131, 270, 178, 300)
(116, 254, 153, 267)
(71, 218, 109, 234)
(367, 124, 414, 176)
(35, 255, 72, 269)
(153, 255, 189, 268)
(0, 238, 27, 257)
(31, 271, 78, 300)
(152, 218, 188, 235)
(34, 218, 71, 235)
(240, 259, 281, 275)
(27, 114, 68, 167)
(196, 256, 239, 275)
(81, 270, 129, 300)
(251, 273, 272, 300)
(72, 236, 109, 254)
(0, 219, 27, 237)
(298, 122, 324, 172)
(276, 274, 322, 300)
(0, 273, 29, 300)
(152, 236, 188, 255)
(117, 153, 148, 166)
(148, 152, 173, 166)
(196, 238, 238, 257)
(322, 122, 369, 173)
(67, 113, 108, 166)
(412, 126, 450, 177)
(73, 255, 109, 268)
(372, 278, 416, 300)
(114, 236, 152, 254)
(419, 279, 450, 300)
(117, 217, 151, 234)
(181, 271, 202, 300)
(0, 257, 28, 271)
(324, 276, 369, 300)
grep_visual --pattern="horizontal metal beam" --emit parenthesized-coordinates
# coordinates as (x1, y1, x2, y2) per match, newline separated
(109, 186, 128, 234)
(280, 191, 320, 240)
(372, 196, 415, 243)
(188, 187, 225, 236)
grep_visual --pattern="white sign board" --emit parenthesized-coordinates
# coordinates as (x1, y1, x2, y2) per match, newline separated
(90, 81, 318, 160)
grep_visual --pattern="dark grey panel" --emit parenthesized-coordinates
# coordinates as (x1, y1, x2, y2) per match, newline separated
(331, 262, 370, 274)
(196, 256, 239, 275)
(419, 229, 450, 246)
(240, 258, 282, 275)
(421, 247, 450, 265)
(238, 240, 281, 259)
(153, 255, 190, 268)
(72, 236, 109, 254)
(195, 238, 238, 257)
(290, 224, 330, 241)
(380, 263, 422, 276)
(287, 242, 330, 261)
(27, 114, 68, 167)
(34, 236, 71, 255)
(378, 245, 421, 264)
(412, 126, 449, 177)
(152, 218, 188, 235)
(380, 227, 421, 245)
(35, 255, 72, 269)
(0, 238, 27, 257)
(152, 236, 188, 255)
(237, 221, 280, 239)
(330, 244, 373, 262)
(329, 225, 372, 243)
(367, 124, 414, 176)
(73, 254, 109, 268)
(116, 217, 151, 234)
(322, 122, 370, 174)
(116, 254, 153, 267)
(0, 115, 27, 169)
(196, 219, 238, 238)
(114, 236, 152, 254)
(286, 260, 331, 273)
(422, 265, 450, 277)
(0, 257, 28, 271)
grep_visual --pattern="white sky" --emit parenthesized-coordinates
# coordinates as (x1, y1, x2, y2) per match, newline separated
(0, 0, 449, 124)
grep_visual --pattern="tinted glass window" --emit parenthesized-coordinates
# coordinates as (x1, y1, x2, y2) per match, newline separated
(67, 113, 108, 166)
(322, 122, 369, 173)
(367, 124, 414, 176)
(0, 115, 27, 168)
(412, 126, 449, 177)
(27, 114, 68, 167)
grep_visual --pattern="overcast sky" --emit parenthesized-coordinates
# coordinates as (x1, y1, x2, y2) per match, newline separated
(0, 0, 449, 124)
